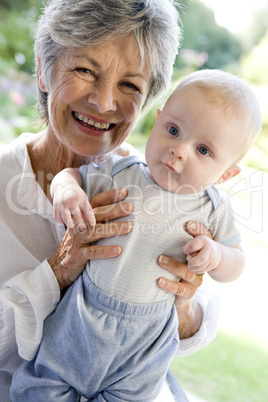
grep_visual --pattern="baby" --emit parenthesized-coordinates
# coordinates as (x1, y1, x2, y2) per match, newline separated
(11, 70, 262, 401)
(52, 69, 262, 284)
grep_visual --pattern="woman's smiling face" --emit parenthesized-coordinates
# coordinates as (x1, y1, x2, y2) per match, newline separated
(40, 35, 151, 158)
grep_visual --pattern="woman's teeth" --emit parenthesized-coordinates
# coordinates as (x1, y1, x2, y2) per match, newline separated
(74, 112, 110, 130)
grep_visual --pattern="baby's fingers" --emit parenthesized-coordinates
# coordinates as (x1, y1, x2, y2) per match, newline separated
(187, 261, 207, 274)
(70, 206, 87, 231)
(53, 205, 65, 224)
(61, 208, 75, 228)
(81, 202, 96, 227)
(187, 246, 209, 268)
(183, 236, 204, 255)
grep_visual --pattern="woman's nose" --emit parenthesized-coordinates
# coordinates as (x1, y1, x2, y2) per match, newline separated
(87, 82, 117, 113)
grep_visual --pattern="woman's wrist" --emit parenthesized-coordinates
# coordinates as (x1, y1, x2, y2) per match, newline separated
(176, 297, 203, 339)
(48, 253, 67, 292)
(47, 230, 85, 292)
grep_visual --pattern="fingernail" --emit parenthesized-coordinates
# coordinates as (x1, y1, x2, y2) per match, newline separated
(120, 188, 127, 197)
(189, 222, 197, 230)
(158, 278, 167, 286)
(159, 255, 169, 265)
(78, 224, 86, 232)
(113, 246, 121, 255)
(123, 203, 132, 213)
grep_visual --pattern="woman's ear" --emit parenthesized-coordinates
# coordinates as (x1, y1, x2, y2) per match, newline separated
(215, 165, 241, 185)
(37, 56, 47, 93)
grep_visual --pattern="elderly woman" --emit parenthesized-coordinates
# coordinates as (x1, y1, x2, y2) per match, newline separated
(0, 0, 218, 400)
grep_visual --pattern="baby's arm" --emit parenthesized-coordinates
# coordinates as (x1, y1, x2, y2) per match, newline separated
(183, 235, 245, 282)
(50, 168, 96, 229)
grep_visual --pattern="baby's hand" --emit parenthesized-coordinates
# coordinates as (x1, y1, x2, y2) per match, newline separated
(53, 184, 96, 230)
(183, 235, 222, 274)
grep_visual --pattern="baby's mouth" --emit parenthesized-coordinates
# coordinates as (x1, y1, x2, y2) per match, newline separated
(73, 112, 115, 130)
(165, 163, 175, 171)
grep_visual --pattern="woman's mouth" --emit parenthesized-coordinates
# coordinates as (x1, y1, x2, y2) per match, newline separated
(73, 112, 115, 131)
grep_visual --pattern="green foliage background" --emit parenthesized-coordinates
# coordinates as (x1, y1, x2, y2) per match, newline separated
(1, 0, 268, 172)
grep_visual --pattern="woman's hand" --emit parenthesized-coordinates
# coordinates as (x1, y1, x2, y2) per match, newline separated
(48, 189, 133, 291)
(157, 220, 212, 339)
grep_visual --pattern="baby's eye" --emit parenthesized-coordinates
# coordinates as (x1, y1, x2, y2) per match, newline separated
(168, 126, 179, 136)
(197, 146, 210, 156)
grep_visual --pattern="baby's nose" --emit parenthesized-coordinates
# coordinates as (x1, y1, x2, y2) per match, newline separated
(169, 143, 188, 161)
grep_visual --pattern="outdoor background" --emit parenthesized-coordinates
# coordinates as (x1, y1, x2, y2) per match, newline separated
(0, 0, 267, 401)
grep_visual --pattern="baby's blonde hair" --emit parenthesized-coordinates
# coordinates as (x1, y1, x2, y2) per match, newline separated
(176, 69, 262, 163)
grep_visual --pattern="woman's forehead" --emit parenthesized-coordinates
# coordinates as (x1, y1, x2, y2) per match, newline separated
(58, 36, 151, 78)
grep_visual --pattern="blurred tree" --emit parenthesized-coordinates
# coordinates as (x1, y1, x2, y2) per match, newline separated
(0, 8, 38, 73)
(240, 2, 268, 51)
(0, 0, 44, 74)
(241, 32, 268, 85)
(0, 0, 43, 11)
(176, 0, 242, 70)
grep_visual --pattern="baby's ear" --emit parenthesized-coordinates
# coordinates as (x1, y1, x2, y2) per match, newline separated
(156, 109, 162, 121)
(215, 165, 241, 184)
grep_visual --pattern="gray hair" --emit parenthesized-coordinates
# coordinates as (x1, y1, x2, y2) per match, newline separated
(35, 0, 182, 124)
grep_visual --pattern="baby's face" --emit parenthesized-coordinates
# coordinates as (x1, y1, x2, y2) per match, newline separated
(145, 84, 242, 193)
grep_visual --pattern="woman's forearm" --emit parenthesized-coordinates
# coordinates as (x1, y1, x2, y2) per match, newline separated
(0, 261, 60, 361)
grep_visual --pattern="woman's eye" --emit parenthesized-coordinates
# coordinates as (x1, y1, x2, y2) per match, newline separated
(75, 68, 92, 75)
(123, 82, 140, 92)
(197, 146, 210, 156)
(168, 126, 179, 136)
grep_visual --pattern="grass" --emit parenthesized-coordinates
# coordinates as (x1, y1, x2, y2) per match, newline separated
(170, 330, 268, 401)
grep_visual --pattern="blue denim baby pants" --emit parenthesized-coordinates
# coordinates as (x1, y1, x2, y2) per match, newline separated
(11, 270, 179, 401)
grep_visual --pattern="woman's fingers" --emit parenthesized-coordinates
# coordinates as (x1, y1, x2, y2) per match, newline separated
(76, 221, 133, 245)
(94, 202, 133, 223)
(157, 273, 204, 302)
(90, 188, 127, 209)
(186, 220, 213, 239)
(157, 276, 190, 297)
(83, 245, 122, 260)
(49, 220, 132, 291)
(88, 188, 132, 223)
(49, 189, 132, 291)
(157, 254, 204, 302)
(91, 221, 133, 242)
(155, 221, 212, 309)
(158, 255, 197, 283)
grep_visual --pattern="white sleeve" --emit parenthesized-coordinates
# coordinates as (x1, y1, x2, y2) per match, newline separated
(176, 284, 220, 356)
(0, 260, 60, 363)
